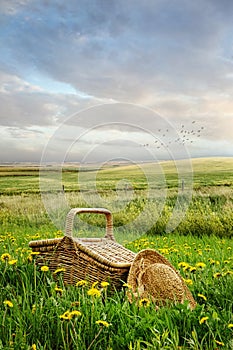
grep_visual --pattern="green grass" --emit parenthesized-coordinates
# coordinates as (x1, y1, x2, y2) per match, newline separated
(0, 158, 232, 239)
(0, 232, 232, 349)
(0, 158, 233, 349)
(1, 157, 233, 194)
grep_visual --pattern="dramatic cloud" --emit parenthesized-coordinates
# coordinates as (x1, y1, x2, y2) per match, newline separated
(0, 0, 233, 162)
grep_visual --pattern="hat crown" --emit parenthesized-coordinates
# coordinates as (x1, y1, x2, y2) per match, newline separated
(127, 249, 196, 309)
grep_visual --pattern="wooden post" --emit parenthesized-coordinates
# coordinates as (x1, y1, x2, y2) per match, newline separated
(181, 180, 184, 192)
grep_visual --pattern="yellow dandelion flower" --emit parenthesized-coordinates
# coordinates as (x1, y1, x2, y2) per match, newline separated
(189, 266, 197, 273)
(139, 298, 150, 307)
(183, 278, 193, 286)
(101, 281, 110, 288)
(158, 248, 169, 255)
(209, 259, 220, 265)
(196, 262, 206, 269)
(228, 323, 233, 328)
(213, 272, 222, 278)
(87, 288, 101, 297)
(209, 258, 215, 265)
(96, 320, 111, 327)
(60, 311, 72, 320)
(54, 268, 66, 274)
(9, 259, 17, 265)
(40, 265, 49, 272)
(27, 255, 33, 263)
(199, 316, 209, 324)
(198, 293, 207, 301)
(178, 262, 190, 271)
(1, 253, 11, 262)
(178, 262, 189, 268)
(55, 230, 63, 237)
(55, 286, 63, 293)
(215, 340, 224, 346)
(92, 281, 99, 288)
(31, 304, 36, 314)
(223, 270, 233, 276)
(122, 283, 132, 289)
(76, 279, 88, 287)
(204, 247, 211, 252)
(69, 310, 82, 318)
(171, 248, 178, 253)
(31, 344, 37, 350)
(3, 300, 13, 308)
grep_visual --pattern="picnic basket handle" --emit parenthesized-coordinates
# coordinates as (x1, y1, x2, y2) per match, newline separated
(65, 208, 115, 241)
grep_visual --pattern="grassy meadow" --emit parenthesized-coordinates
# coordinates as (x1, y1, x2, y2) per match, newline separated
(0, 157, 233, 349)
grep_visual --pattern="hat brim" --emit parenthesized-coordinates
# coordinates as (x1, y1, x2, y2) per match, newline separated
(127, 249, 196, 309)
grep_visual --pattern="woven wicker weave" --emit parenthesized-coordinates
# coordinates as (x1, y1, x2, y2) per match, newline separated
(29, 208, 135, 289)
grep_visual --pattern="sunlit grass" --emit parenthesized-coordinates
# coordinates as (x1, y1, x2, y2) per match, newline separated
(1, 157, 233, 194)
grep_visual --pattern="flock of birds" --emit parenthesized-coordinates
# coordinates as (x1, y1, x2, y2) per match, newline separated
(141, 121, 205, 149)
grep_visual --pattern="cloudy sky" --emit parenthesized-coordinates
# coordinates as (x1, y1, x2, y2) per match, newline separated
(1, 0, 233, 163)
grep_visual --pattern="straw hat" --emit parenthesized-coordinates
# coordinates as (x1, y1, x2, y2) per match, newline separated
(127, 249, 196, 309)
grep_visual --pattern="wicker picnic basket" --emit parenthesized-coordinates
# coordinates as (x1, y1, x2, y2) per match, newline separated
(29, 208, 136, 289)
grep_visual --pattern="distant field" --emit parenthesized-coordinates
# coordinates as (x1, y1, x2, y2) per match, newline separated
(0, 157, 232, 239)
(0, 157, 233, 195)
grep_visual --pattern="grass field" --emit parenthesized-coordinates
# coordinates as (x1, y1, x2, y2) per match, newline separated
(0, 157, 233, 349)
(1, 157, 233, 194)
